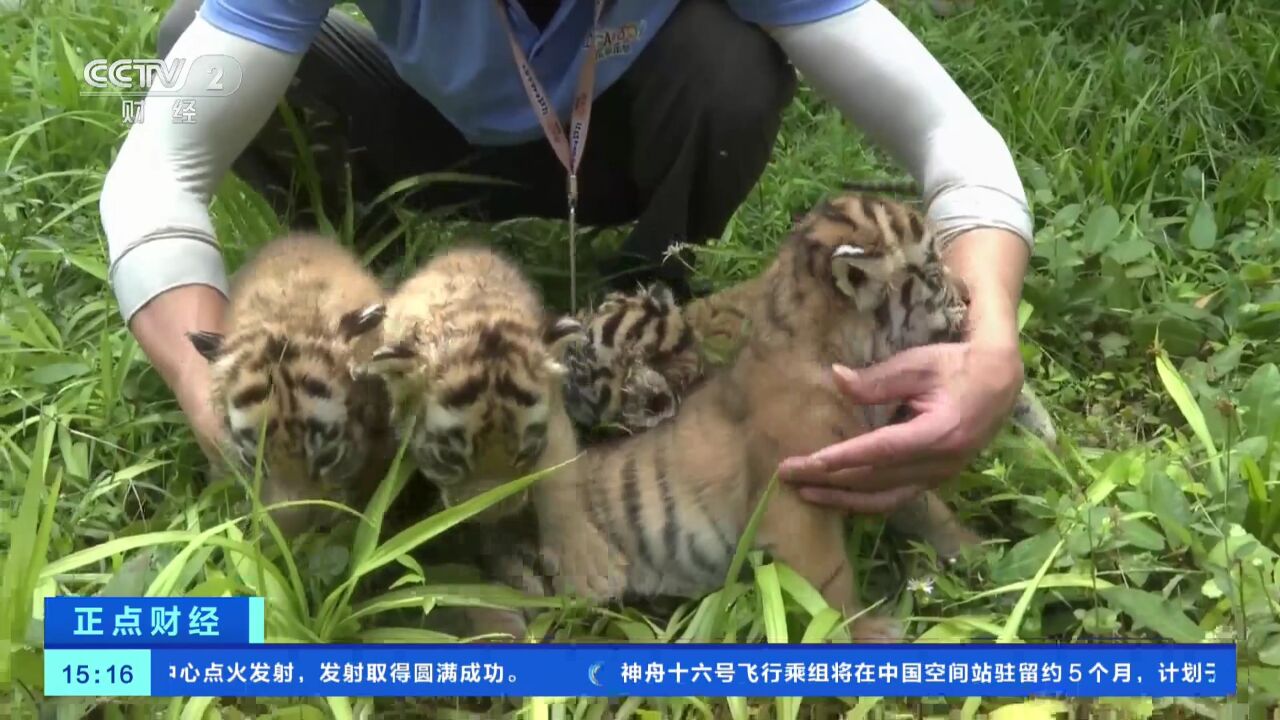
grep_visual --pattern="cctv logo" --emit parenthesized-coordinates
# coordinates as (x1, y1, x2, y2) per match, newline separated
(82, 55, 243, 97)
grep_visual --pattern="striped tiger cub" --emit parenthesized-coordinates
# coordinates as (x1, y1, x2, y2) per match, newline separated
(562, 282, 703, 436)
(354, 244, 585, 524)
(188, 233, 395, 537)
(683, 186, 1060, 452)
(481, 192, 996, 642)
(559, 206, 1055, 567)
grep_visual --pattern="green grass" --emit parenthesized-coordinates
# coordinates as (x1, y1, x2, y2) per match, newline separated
(4, 0, 1280, 717)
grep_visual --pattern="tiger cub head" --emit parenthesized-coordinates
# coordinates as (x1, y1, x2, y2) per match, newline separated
(188, 304, 390, 498)
(356, 310, 585, 489)
(787, 191, 969, 351)
(562, 282, 702, 435)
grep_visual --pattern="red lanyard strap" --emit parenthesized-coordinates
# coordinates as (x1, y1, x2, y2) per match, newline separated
(493, 0, 604, 190)
(493, 0, 606, 312)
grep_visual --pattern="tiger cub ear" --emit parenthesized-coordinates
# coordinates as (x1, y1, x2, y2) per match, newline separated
(542, 315, 586, 376)
(354, 342, 416, 381)
(338, 303, 386, 340)
(829, 244, 880, 303)
(187, 331, 225, 362)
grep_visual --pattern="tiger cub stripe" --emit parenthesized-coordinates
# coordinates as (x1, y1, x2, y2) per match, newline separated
(355, 244, 584, 524)
(189, 233, 395, 537)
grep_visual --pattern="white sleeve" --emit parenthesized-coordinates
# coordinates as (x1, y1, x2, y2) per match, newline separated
(100, 14, 304, 323)
(765, 1, 1034, 251)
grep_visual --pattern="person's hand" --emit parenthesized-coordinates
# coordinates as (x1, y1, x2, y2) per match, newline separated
(127, 284, 230, 468)
(174, 357, 227, 468)
(777, 224, 1031, 514)
(777, 340, 1023, 513)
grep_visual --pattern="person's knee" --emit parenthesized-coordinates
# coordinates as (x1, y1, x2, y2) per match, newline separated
(157, 0, 204, 57)
(654, 0, 797, 133)
(704, 51, 795, 149)
(707, 29, 795, 133)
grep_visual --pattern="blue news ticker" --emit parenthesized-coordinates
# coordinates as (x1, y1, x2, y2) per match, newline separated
(44, 597, 264, 647)
(42, 643, 1236, 698)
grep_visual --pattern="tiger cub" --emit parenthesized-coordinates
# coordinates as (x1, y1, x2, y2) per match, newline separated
(684, 186, 1059, 451)
(483, 193, 987, 642)
(563, 245, 1052, 564)
(354, 244, 584, 524)
(188, 233, 395, 537)
(562, 282, 703, 436)
(558, 268, 981, 565)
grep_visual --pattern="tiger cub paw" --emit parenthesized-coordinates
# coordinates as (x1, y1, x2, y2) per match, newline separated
(850, 615, 905, 643)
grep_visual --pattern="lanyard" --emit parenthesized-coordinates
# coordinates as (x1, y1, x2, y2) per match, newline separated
(493, 0, 605, 313)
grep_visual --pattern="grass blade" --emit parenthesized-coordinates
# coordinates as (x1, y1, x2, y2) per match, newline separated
(1155, 349, 1226, 494)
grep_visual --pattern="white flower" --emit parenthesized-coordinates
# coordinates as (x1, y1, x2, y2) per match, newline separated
(906, 576, 935, 596)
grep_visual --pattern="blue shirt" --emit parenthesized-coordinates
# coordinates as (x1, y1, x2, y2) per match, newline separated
(201, 0, 862, 146)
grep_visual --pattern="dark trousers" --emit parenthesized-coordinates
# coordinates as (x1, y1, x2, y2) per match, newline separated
(158, 0, 797, 300)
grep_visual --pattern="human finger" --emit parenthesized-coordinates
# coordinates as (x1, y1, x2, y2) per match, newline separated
(178, 378, 227, 469)
(783, 459, 961, 493)
(804, 408, 957, 471)
(830, 346, 941, 406)
(796, 483, 924, 515)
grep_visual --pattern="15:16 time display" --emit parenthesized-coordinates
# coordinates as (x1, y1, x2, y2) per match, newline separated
(63, 663, 134, 685)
